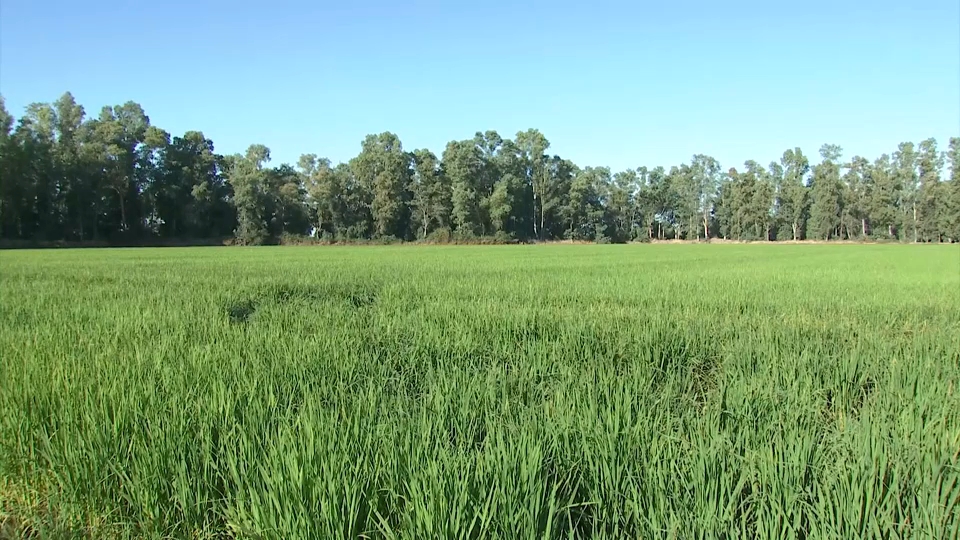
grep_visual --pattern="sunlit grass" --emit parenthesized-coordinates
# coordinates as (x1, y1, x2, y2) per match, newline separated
(1, 244, 958, 538)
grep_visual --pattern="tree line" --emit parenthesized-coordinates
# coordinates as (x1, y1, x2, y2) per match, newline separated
(2, 92, 959, 245)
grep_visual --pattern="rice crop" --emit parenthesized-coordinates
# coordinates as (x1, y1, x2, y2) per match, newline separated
(1, 244, 958, 539)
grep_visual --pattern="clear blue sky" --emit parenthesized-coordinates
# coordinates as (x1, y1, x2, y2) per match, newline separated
(1, 0, 957, 172)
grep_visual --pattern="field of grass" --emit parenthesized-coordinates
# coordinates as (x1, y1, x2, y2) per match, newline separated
(1, 244, 958, 539)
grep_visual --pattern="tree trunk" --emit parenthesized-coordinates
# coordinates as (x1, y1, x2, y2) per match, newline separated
(532, 193, 539, 239)
(913, 204, 918, 242)
(118, 191, 127, 232)
(861, 218, 867, 238)
(77, 194, 85, 241)
(792, 221, 798, 241)
(539, 198, 546, 240)
(702, 215, 709, 241)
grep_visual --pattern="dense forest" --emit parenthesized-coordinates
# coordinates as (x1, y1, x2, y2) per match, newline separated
(1, 92, 958, 245)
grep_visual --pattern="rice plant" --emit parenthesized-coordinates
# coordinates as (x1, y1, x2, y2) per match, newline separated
(1, 244, 958, 539)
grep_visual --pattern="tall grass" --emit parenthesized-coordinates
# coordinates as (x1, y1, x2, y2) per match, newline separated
(1, 244, 958, 538)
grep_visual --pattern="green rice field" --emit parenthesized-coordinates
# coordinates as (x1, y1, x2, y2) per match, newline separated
(1, 244, 959, 539)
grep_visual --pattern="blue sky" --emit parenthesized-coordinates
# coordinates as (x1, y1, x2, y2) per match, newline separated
(1, 0, 957, 172)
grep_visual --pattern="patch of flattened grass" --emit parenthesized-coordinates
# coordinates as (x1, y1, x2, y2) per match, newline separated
(225, 298, 258, 324)
(224, 281, 380, 323)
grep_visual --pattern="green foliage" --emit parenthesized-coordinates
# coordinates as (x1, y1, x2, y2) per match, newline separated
(443, 139, 483, 236)
(942, 138, 960, 241)
(0, 91, 959, 245)
(488, 177, 514, 235)
(778, 148, 811, 240)
(350, 133, 411, 239)
(809, 145, 844, 240)
(1, 245, 958, 538)
(718, 161, 775, 240)
(607, 169, 638, 242)
(562, 166, 609, 241)
(408, 149, 450, 239)
(916, 138, 944, 242)
(229, 145, 272, 245)
(893, 142, 919, 242)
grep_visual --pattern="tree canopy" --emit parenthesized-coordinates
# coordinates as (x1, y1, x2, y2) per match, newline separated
(2, 92, 959, 244)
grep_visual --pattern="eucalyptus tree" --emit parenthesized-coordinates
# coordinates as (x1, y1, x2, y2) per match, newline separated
(893, 142, 918, 241)
(563, 166, 608, 241)
(868, 154, 898, 239)
(778, 148, 810, 241)
(228, 144, 271, 245)
(842, 156, 872, 239)
(442, 139, 483, 236)
(943, 138, 960, 241)
(809, 144, 844, 240)
(608, 169, 638, 242)
(350, 132, 411, 239)
(408, 148, 450, 238)
(916, 138, 943, 242)
(2, 89, 959, 245)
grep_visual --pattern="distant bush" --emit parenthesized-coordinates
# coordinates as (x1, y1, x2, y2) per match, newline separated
(425, 227, 452, 244)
